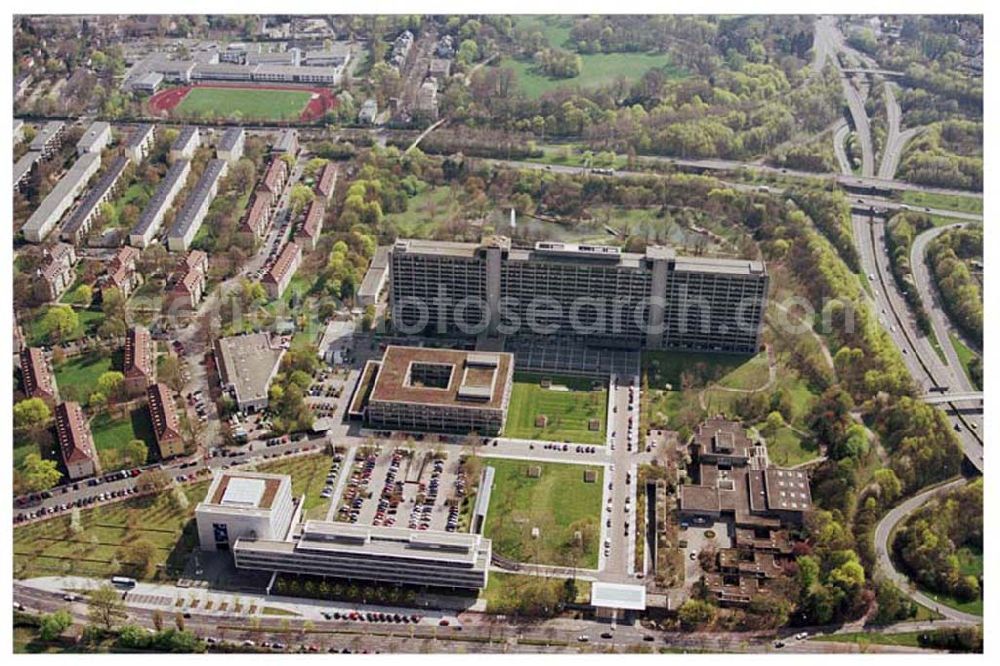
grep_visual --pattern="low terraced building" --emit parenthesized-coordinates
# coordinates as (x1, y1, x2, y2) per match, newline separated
(362, 346, 514, 436)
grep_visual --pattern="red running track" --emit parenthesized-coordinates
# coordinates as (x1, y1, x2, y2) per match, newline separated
(147, 83, 337, 122)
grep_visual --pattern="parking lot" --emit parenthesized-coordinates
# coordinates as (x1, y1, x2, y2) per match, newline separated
(324, 445, 470, 534)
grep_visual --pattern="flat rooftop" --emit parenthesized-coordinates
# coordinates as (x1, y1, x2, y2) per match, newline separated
(205, 471, 285, 510)
(590, 582, 647, 610)
(369, 346, 513, 410)
(237, 520, 491, 567)
(214, 333, 285, 407)
(392, 237, 765, 275)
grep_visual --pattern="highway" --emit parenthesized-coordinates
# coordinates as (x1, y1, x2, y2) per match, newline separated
(909, 223, 980, 394)
(852, 214, 983, 471)
(815, 16, 874, 177)
(872, 477, 981, 624)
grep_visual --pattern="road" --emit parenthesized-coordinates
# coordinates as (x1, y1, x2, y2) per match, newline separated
(832, 120, 852, 174)
(815, 16, 874, 177)
(478, 158, 982, 224)
(908, 223, 980, 391)
(851, 214, 983, 471)
(14, 579, 933, 654)
(877, 82, 922, 180)
(872, 477, 981, 624)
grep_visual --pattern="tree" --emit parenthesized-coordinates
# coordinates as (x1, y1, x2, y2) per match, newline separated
(71, 284, 94, 307)
(14, 397, 51, 430)
(41, 305, 79, 342)
(38, 610, 73, 641)
(152, 610, 164, 632)
(678, 598, 717, 629)
(97, 371, 126, 403)
(87, 584, 126, 631)
(288, 184, 315, 215)
(158, 355, 186, 393)
(20, 453, 62, 492)
(124, 439, 148, 467)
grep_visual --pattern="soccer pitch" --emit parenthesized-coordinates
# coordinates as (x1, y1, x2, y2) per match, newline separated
(504, 372, 607, 444)
(175, 87, 313, 121)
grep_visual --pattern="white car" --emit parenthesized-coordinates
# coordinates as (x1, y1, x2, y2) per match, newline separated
(794, 632, 809, 641)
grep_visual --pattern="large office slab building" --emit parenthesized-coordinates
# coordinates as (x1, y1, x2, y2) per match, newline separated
(389, 236, 768, 354)
(233, 520, 492, 590)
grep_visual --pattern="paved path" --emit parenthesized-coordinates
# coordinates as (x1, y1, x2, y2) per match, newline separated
(873, 477, 981, 625)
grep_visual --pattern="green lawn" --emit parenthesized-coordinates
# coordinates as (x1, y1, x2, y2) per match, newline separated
(383, 184, 462, 237)
(25, 307, 105, 347)
(53, 352, 113, 404)
(642, 350, 755, 390)
(514, 15, 575, 49)
(481, 571, 591, 612)
(762, 425, 818, 466)
(255, 453, 333, 520)
(505, 372, 607, 444)
(899, 190, 983, 215)
(13, 480, 209, 581)
(813, 631, 924, 648)
(498, 51, 684, 98)
(949, 332, 981, 389)
(175, 87, 312, 121)
(90, 408, 158, 468)
(916, 545, 983, 617)
(482, 458, 603, 568)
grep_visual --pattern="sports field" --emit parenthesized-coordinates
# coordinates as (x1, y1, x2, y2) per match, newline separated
(505, 372, 607, 444)
(482, 458, 603, 568)
(175, 87, 313, 121)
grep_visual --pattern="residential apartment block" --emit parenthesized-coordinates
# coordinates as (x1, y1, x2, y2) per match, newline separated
(217, 127, 245, 164)
(21, 152, 101, 243)
(295, 199, 324, 250)
(262, 241, 302, 299)
(55, 401, 99, 480)
(19, 347, 57, 403)
(125, 123, 156, 163)
(34, 242, 78, 302)
(76, 121, 111, 156)
(60, 155, 130, 244)
(123, 325, 155, 396)
(169, 126, 200, 161)
(167, 249, 209, 310)
(167, 158, 228, 251)
(129, 158, 191, 248)
(147, 382, 184, 459)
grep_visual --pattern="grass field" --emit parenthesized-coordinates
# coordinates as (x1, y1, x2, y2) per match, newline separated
(813, 631, 924, 648)
(26, 307, 105, 347)
(949, 332, 981, 389)
(914, 545, 983, 617)
(383, 184, 462, 237)
(481, 571, 591, 612)
(763, 425, 819, 466)
(505, 16, 685, 97)
(255, 453, 333, 520)
(643, 350, 756, 390)
(175, 87, 312, 121)
(482, 458, 603, 568)
(498, 52, 683, 98)
(13, 480, 209, 581)
(899, 190, 983, 215)
(505, 373, 607, 444)
(53, 352, 113, 404)
(90, 408, 158, 468)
